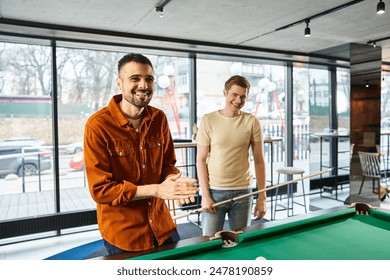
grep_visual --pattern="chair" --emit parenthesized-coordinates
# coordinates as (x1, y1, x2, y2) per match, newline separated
(377, 144, 390, 175)
(357, 151, 382, 199)
(273, 167, 307, 219)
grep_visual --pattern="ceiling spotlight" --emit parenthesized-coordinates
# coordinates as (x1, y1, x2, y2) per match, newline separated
(304, 19, 311, 37)
(155, 0, 172, 17)
(377, 0, 385, 14)
(365, 80, 369, 88)
(156, 6, 164, 17)
(367, 40, 377, 48)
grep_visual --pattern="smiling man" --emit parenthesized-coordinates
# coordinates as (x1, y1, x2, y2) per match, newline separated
(84, 53, 198, 255)
(196, 75, 267, 237)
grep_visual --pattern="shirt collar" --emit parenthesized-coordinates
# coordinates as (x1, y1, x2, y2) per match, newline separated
(109, 94, 153, 127)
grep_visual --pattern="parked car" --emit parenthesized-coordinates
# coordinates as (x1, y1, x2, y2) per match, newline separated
(69, 151, 84, 171)
(64, 141, 83, 154)
(0, 138, 52, 177)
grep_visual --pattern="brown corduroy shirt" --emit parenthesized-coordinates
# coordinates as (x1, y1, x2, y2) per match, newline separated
(84, 94, 180, 251)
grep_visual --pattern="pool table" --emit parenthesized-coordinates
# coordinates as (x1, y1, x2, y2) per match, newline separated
(101, 204, 390, 260)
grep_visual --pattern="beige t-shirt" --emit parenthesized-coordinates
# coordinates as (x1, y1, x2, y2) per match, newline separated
(196, 110, 263, 189)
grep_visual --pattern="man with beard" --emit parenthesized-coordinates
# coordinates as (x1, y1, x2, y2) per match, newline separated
(84, 53, 198, 255)
(196, 75, 267, 237)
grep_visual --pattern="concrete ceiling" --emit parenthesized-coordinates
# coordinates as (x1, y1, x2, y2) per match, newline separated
(0, 0, 389, 63)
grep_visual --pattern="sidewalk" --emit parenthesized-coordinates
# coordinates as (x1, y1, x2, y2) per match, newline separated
(0, 187, 94, 220)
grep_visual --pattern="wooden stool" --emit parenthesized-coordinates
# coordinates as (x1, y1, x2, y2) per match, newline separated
(273, 167, 307, 219)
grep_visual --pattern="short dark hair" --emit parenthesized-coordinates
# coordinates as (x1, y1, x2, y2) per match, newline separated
(117, 53, 154, 74)
(224, 75, 250, 92)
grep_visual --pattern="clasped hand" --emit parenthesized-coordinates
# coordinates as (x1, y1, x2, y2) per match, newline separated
(162, 172, 198, 205)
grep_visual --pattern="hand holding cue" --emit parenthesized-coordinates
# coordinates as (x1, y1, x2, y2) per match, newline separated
(172, 168, 332, 220)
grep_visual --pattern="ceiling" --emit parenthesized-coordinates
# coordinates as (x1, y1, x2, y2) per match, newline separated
(0, 0, 389, 63)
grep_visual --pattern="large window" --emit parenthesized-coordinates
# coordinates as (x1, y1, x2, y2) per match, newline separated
(0, 33, 363, 242)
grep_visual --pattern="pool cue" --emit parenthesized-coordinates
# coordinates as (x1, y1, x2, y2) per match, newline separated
(172, 168, 332, 220)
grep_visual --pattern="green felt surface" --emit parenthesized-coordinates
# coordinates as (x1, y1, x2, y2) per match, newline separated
(130, 208, 390, 260)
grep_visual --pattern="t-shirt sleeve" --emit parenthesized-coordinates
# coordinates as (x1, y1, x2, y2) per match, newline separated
(251, 117, 263, 143)
(195, 116, 211, 146)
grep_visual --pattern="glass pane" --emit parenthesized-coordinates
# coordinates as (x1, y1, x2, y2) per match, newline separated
(0, 42, 53, 219)
(154, 56, 192, 140)
(293, 65, 310, 170)
(56, 48, 124, 213)
(308, 67, 330, 177)
(292, 65, 311, 213)
(380, 71, 390, 179)
(337, 67, 351, 179)
(154, 56, 193, 178)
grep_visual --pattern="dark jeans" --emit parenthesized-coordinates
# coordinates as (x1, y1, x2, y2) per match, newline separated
(104, 230, 180, 255)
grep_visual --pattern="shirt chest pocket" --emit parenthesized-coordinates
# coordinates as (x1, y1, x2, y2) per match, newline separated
(108, 145, 140, 181)
(146, 138, 163, 173)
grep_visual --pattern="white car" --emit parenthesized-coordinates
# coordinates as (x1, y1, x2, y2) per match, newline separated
(64, 142, 83, 154)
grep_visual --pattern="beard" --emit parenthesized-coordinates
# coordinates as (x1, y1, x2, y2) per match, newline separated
(123, 91, 152, 109)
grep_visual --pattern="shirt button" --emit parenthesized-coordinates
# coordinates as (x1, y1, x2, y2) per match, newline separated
(148, 202, 151, 206)
(119, 152, 122, 156)
(142, 165, 146, 169)
(149, 219, 152, 223)
(140, 146, 142, 150)
(135, 128, 139, 132)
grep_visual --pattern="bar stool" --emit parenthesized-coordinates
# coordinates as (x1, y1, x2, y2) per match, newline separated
(273, 167, 307, 219)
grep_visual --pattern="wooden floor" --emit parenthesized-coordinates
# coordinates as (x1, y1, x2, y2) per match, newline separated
(0, 187, 95, 220)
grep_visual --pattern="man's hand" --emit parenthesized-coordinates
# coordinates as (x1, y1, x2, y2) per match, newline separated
(201, 193, 216, 214)
(159, 173, 198, 205)
(175, 175, 199, 205)
(253, 199, 267, 220)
